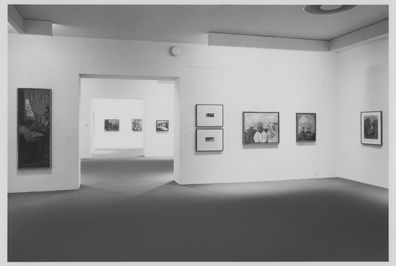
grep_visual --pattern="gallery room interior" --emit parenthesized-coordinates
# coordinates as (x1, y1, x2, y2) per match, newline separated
(5, 2, 394, 263)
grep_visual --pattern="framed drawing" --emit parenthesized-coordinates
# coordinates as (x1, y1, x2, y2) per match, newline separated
(296, 113, 316, 142)
(361, 111, 382, 146)
(196, 104, 224, 127)
(132, 119, 143, 132)
(242, 112, 279, 144)
(17, 88, 51, 169)
(104, 119, 120, 131)
(156, 120, 169, 132)
(196, 128, 224, 152)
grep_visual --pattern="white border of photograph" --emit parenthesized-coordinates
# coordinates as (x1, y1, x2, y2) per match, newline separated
(196, 104, 224, 127)
(196, 128, 224, 152)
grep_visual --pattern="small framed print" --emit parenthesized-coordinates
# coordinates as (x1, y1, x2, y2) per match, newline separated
(196, 128, 224, 152)
(156, 120, 169, 132)
(132, 119, 142, 132)
(196, 104, 224, 127)
(296, 113, 316, 142)
(104, 119, 120, 131)
(361, 111, 382, 146)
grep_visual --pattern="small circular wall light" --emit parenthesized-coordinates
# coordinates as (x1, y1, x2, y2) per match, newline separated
(303, 5, 356, 15)
(170, 46, 183, 57)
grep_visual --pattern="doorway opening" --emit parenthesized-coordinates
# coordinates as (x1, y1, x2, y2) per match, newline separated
(78, 75, 179, 190)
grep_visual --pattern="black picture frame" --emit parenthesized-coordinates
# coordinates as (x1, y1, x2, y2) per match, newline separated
(195, 104, 224, 127)
(17, 88, 52, 169)
(296, 113, 316, 142)
(196, 128, 224, 152)
(361, 111, 383, 146)
(242, 112, 280, 145)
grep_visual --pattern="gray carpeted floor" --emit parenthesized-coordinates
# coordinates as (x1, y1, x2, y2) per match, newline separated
(8, 156, 388, 261)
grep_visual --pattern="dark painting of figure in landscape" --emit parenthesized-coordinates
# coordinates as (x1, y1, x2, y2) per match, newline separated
(18, 88, 51, 169)
(296, 113, 316, 142)
(364, 115, 379, 139)
(104, 119, 120, 131)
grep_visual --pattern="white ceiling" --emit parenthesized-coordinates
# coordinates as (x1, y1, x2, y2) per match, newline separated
(13, 5, 388, 44)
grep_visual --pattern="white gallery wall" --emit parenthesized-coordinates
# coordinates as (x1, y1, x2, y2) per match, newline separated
(335, 38, 388, 188)
(92, 98, 144, 151)
(80, 78, 175, 158)
(8, 33, 388, 193)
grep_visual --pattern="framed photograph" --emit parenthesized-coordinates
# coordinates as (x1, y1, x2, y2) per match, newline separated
(196, 104, 224, 127)
(361, 111, 382, 146)
(196, 128, 224, 152)
(242, 112, 279, 144)
(156, 120, 169, 132)
(104, 119, 120, 131)
(296, 113, 316, 142)
(132, 119, 142, 132)
(17, 88, 52, 169)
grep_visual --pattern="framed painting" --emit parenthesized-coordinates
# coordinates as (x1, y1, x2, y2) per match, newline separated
(132, 119, 143, 132)
(361, 111, 382, 146)
(196, 104, 224, 127)
(296, 113, 316, 142)
(17, 88, 52, 169)
(104, 119, 120, 131)
(156, 120, 169, 132)
(242, 112, 279, 145)
(196, 128, 224, 152)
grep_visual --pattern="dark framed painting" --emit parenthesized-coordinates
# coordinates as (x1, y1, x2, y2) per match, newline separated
(361, 111, 382, 146)
(196, 104, 224, 127)
(296, 113, 316, 142)
(104, 119, 120, 131)
(132, 119, 143, 132)
(196, 128, 224, 152)
(156, 120, 169, 132)
(242, 112, 279, 144)
(17, 88, 51, 169)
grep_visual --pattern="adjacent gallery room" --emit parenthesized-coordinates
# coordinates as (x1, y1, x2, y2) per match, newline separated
(7, 3, 390, 262)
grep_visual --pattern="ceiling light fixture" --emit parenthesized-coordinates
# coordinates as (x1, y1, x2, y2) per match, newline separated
(303, 5, 356, 15)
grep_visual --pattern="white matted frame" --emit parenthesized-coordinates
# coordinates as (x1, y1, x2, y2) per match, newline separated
(361, 111, 382, 146)
(196, 128, 224, 152)
(196, 104, 224, 127)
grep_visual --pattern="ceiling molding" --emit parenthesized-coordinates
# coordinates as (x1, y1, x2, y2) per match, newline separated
(329, 19, 388, 52)
(208, 33, 328, 52)
(8, 5, 24, 33)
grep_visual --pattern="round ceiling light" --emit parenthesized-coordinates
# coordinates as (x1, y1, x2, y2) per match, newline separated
(303, 5, 356, 15)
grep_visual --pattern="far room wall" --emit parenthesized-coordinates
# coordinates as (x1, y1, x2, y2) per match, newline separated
(7, 33, 388, 193)
(92, 98, 144, 151)
(80, 78, 176, 158)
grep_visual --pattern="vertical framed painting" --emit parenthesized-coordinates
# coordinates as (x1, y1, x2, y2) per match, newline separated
(361, 111, 382, 146)
(196, 104, 224, 127)
(17, 88, 52, 169)
(156, 120, 169, 132)
(104, 119, 120, 131)
(242, 112, 279, 145)
(196, 128, 224, 152)
(132, 119, 143, 132)
(296, 113, 316, 142)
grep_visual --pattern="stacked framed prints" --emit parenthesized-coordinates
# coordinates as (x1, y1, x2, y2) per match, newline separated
(195, 104, 224, 152)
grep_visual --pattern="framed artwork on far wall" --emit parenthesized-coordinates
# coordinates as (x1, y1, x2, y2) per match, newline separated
(361, 111, 382, 146)
(196, 104, 224, 127)
(17, 88, 52, 169)
(156, 120, 169, 132)
(104, 119, 120, 131)
(132, 119, 143, 132)
(196, 128, 224, 152)
(296, 113, 316, 142)
(242, 112, 279, 145)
